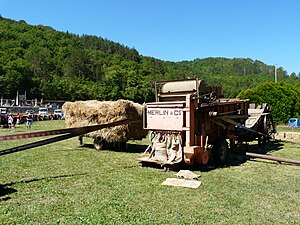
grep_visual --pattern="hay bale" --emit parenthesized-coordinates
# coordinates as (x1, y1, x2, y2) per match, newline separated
(62, 99, 147, 142)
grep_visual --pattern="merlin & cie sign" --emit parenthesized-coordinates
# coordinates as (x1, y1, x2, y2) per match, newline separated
(147, 109, 183, 116)
(146, 107, 184, 130)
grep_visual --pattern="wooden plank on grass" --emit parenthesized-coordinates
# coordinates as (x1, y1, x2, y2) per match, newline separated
(161, 178, 201, 189)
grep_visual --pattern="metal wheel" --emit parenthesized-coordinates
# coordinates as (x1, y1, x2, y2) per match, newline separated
(264, 115, 274, 136)
(118, 141, 127, 150)
(78, 136, 83, 146)
(213, 139, 229, 165)
(93, 138, 105, 150)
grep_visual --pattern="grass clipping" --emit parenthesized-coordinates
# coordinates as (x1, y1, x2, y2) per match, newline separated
(62, 100, 147, 142)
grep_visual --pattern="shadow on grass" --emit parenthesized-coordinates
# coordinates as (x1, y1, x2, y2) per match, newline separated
(79, 143, 148, 154)
(218, 140, 285, 169)
(141, 140, 286, 172)
(183, 152, 249, 172)
(198, 139, 285, 171)
(0, 173, 87, 201)
(118, 143, 149, 153)
(0, 185, 17, 201)
(246, 139, 284, 154)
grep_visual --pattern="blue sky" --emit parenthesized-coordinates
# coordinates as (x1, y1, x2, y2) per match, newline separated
(1, 0, 300, 74)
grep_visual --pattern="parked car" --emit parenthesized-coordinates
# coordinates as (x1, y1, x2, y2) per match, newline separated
(0, 108, 7, 114)
(54, 109, 64, 120)
(26, 109, 34, 114)
(38, 107, 49, 120)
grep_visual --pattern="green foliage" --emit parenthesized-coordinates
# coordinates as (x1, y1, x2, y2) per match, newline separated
(175, 57, 296, 97)
(238, 82, 300, 122)
(1, 17, 300, 107)
(0, 17, 161, 102)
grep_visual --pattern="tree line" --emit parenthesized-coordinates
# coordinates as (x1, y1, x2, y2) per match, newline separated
(238, 82, 300, 123)
(1, 16, 300, 122)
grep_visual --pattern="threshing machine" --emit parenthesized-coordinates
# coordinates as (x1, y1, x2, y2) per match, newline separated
(139, 79, 275, 167)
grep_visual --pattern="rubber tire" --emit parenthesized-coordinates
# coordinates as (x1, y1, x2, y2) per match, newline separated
(213, 139, 229, 165)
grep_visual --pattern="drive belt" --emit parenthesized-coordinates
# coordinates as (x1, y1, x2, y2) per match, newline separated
(0, 117, 140, 156)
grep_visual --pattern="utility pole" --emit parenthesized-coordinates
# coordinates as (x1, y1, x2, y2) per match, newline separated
(274, 65, 278, 83)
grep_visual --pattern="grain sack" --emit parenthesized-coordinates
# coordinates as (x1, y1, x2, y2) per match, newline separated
(62, 99, 147, 142)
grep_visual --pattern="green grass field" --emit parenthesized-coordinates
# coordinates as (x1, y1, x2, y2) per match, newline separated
(0, 121, 299, 224)
(277, 125, 300, 133)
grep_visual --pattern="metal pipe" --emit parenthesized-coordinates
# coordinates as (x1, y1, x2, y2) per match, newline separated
(246, 152, 300, 165)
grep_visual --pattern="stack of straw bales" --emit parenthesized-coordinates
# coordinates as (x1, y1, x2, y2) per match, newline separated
(62, 99, 148, 142)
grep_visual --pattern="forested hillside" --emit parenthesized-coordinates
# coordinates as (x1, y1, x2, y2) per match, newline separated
(175, 58, 300, 97)
(1, 16, 300, 104)
(0, 17, 181, 102)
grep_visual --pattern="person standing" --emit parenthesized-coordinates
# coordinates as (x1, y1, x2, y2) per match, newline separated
(8, 114, 15, 132)
(26, 112, 33, 130)
(16, 113, 21, 127)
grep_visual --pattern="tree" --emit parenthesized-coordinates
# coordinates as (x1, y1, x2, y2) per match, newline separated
(63, 48, 91, 80)
(238, 82, 300, 122)
(1, 17, 300, 104)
